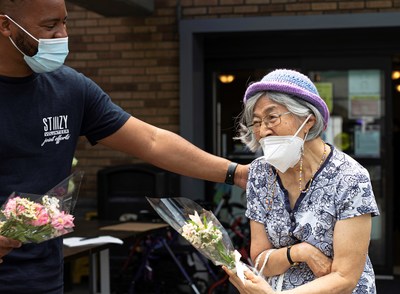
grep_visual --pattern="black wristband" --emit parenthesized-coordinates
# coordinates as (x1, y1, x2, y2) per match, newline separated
(287, 245, 299, 267)
(224, 162, 238, 185)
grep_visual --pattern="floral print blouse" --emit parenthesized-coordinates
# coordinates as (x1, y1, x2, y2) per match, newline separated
(246, 145, 379, 293)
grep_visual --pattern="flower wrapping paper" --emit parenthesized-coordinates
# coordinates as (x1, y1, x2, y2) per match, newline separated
(0, 171, 84, 243)
(147, 197, 246, 282)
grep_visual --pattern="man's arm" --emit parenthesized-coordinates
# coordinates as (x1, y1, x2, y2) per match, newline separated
(98, 116, 248, 189)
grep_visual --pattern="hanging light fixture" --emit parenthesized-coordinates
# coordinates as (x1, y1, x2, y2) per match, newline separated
(218, 74, 235, 84)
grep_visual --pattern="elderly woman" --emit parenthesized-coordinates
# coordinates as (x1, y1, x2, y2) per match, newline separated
(224, 69, 379, 293)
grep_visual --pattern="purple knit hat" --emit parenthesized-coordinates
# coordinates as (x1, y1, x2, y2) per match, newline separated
(244, 69, 329, 127)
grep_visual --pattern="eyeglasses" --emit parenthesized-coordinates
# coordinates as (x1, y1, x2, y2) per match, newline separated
(248, 112, 291, 129)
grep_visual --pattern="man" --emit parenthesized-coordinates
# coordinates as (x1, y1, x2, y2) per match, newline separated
(0, 0, 247, 292)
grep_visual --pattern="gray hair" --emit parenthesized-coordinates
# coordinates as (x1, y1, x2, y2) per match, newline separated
(234, 91, 325, 152)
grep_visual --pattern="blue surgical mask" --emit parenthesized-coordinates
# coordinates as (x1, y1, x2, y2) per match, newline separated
(5, 15, 69, 73)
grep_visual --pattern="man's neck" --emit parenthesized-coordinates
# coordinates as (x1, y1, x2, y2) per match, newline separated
(0, 62, 33, 77)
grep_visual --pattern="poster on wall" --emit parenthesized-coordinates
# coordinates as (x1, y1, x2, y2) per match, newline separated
(354, 125, 380, 157)
(348, 70, 381, 118)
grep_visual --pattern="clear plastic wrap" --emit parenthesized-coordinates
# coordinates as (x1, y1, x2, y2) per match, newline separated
(0, 171, 84, 243)
(147, 197, 246, 281)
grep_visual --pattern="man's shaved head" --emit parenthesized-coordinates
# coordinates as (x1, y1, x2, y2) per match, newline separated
(0, 0, 25, 15)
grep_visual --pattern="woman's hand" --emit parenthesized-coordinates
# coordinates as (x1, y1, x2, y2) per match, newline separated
(0, 236, 21, 263)
(295, 242, 332, 277)
(223, 266, 276, 294)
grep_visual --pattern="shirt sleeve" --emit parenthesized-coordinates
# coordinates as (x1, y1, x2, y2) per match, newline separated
(245, 158, 271, 223)
(79, 74, 131, 145)
(336, 162, 380, 220)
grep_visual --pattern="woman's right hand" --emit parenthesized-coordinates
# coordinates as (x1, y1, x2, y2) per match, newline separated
(295, 242, 332, 277)
(0, 236, 21, 264)
(223, 266, 276, 294)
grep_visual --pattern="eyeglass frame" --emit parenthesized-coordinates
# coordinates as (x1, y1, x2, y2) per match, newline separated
(247, 111, 292, 129)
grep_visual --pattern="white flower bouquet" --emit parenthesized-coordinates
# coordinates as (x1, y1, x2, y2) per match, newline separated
(0, 171, 84, 243)
(147, 197, 246, 281)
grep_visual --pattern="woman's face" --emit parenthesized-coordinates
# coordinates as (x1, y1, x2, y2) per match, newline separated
(251, 95, 306, 141)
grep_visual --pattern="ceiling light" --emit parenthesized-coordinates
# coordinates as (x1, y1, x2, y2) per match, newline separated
(392, 71, 400, 80)
(219, 74, 235, 84)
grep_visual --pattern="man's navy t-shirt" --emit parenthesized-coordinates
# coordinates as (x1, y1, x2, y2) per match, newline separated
(0, 66, 130, 293)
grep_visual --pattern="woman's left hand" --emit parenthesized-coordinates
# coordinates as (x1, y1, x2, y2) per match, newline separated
(223, 266, 276, 294)
(295, 242, 332, 277)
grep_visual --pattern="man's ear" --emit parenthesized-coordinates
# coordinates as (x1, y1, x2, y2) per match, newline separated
(0, 15, 12, 37)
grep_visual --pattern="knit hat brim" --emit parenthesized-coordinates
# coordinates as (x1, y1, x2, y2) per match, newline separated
(243, 70, 330, 128)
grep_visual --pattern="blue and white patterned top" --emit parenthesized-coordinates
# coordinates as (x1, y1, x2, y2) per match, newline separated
(246, 145, 379, 293)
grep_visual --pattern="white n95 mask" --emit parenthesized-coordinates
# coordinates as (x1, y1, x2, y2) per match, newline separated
(259, 114, 311, 173)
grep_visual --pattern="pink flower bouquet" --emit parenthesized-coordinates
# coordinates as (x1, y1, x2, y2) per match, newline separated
(0, 171, 84, 243)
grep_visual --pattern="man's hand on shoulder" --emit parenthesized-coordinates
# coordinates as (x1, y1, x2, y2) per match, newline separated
(235, 163, 249, 190)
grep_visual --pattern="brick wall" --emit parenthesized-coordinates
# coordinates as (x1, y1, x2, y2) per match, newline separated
(66, 1, 180, 206)
(179, 0, 400, 17)
(65, 0, 400, 212)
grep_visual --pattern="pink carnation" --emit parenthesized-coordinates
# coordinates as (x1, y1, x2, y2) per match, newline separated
(3, 197, 19, 217)
(30, 206, 50, 226)
(51, 211, 75, 234)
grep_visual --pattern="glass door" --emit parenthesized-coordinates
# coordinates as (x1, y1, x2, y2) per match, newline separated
(308, 69, 388, 272)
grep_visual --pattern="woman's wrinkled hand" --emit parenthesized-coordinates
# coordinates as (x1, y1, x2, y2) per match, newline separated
(297, 242, 332, 277)
(0, 236, 21, 264)
(223, 266, 275, 294)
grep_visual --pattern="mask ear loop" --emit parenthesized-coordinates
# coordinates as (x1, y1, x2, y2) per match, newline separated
(298, 115, 310, 161)
(293, 114, 312, 138)
(8, 36, 26, 56)
(3, 15, 39, 42)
